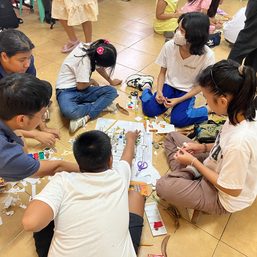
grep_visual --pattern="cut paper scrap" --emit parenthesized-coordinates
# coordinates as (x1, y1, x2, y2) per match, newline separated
(146, 120, 175, 134)
(145, 202, 167, 237)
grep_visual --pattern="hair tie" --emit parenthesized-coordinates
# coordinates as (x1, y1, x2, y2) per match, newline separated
(238, 58, 245, 75)
(104, 39, 109, 44)
(96, 46, 104, 55)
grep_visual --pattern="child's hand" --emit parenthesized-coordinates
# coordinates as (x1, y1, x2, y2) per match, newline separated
(110, 79, 122, 86)
(90, 79, 99, 86)
(156, 91, 165, 104)
(126, 130, 140, 142)
(164, 97, 180, 108)
(182, 142, 205, 154)
(174, 147, 195, 166)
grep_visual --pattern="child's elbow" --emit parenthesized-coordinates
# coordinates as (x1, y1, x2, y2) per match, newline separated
(22, 216, 40, 232)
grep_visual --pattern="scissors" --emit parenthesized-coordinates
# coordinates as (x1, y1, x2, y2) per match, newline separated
(137, 160, 148, 174)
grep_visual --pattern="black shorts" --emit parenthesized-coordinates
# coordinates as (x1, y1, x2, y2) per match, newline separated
(129, 212, 144, 254)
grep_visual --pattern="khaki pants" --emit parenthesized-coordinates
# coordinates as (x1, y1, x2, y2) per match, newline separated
(156, 132, 228, 215)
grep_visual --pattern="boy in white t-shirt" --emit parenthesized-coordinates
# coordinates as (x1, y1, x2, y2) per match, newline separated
(141, 12, 215, 128)
(23, 130, 144, 257)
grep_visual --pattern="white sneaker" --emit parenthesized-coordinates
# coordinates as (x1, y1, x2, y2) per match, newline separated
(126, 74, 142, 89)
(69, 117, 87, 133)
(103, 103, 117, 112)
(126, 74, 154, 91)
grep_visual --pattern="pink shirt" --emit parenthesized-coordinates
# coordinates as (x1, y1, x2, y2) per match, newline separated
(181, 0, 212, 13)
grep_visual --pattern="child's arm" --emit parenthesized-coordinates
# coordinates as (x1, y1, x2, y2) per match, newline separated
(31, 160, 80, 178)
(156, 0, 180, 20)
(23, 200, 53, 232)
(156, 67, 166, 104)
(121, 131, 140, 166)
(96, 67, 122, 86)
(174, 148, 242, 197)
(164, 85, 201, 108)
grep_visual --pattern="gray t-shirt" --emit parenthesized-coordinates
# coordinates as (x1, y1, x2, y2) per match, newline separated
(0, 120, 39, 181)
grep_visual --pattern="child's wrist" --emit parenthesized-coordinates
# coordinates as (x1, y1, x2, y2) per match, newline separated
(190, 157, 197, 166)
(202, 143, 207, 153)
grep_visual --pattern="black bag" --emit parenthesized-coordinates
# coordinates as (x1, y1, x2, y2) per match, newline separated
(0, 0, 20, 29)
(188, 120, 225, 144)
(207, 32, 221, 48)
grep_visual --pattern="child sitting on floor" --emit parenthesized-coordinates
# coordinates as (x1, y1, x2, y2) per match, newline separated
(154, 0, 180, 39)
(56, 39, 121, 133)
(141, 12, 215, 128)
(156, 59, 257, 214)
(23, 130, 145, 257)
(0, 29, 59, 146)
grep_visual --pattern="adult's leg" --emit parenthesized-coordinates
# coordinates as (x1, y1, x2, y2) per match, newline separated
(33, 221, 54, 257)
(170, 90, 208, 127)
(81, 21, 92, 43)
(128, 191, 145, 254)
(140, 84, 174, 117)
(228, 0, 257, 70)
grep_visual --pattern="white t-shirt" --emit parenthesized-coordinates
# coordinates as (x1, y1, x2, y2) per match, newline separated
(155, 40, 215, 92)
(56, 43, 91, 90)
(203, 119, 257, 212)
(34, 160, 136, 257)
(223, 7, 246, 44)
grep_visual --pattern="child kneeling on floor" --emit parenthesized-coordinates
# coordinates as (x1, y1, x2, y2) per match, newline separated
(56, 39, 121, 133)
(23, 130, 145, 257)
(156, 59, 257, 215)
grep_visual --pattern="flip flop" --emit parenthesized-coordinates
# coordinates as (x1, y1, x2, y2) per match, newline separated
(61, 40, 80, 53)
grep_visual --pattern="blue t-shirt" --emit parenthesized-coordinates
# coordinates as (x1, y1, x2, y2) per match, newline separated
(0, 55, 36, 79)
(0, 120, 40, 181)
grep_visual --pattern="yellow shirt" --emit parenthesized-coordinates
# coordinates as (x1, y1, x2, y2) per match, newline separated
(153, 0, 178, 34)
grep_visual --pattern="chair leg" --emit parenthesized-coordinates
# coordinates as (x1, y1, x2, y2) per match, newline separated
(19, 0, 23, 16)
(37, 0, 45, 23)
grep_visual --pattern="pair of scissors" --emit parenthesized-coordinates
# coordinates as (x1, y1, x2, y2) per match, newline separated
(136, 160, 148, 174)
(137, 160, 148, 171)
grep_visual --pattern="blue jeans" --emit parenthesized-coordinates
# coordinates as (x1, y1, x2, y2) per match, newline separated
(56, 86, 118, 120)
(140, 84, 208, 127)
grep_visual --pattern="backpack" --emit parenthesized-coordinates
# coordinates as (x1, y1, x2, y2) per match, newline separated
(188, 120, 225, 143)
(0, 0, 20, 30)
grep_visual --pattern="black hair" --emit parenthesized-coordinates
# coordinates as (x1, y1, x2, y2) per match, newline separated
(80, 39, 117, 75)
(198, 59, 257, 125)
(73, 130, 112, 173)
(187, 0, 220, 17)
(207, 0, 221, 18)
(0, 29, 34, 57)
(178, 12, 209, 55)
(0, 73, 52, 120)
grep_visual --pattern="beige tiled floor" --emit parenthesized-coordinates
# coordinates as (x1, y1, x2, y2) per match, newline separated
(1, 0, 256, 256)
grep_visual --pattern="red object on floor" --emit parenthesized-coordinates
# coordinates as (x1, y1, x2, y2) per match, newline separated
(153, 221, 163, 230)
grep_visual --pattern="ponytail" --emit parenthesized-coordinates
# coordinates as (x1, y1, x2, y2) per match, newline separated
(79, 39, 117, 74)
(198, 59, 257, 125)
